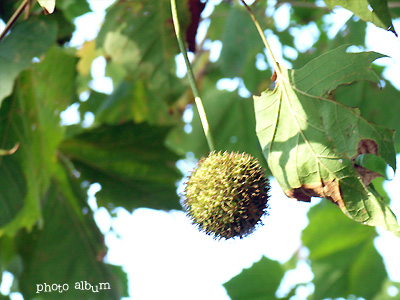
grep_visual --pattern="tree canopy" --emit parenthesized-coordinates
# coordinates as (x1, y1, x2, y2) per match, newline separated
(0, 0, 399, 299)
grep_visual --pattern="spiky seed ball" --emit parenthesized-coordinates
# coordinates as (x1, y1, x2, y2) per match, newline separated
(182, 151, 270, 239)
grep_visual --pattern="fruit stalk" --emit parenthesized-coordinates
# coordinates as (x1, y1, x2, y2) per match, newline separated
(170, 0, 215, 151)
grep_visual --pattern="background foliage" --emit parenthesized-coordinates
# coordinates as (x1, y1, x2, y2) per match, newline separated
(0, 0, 399, 299)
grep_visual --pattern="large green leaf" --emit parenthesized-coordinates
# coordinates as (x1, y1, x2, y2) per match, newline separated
(218, 5, 267, 78)
(92, 79, 178, 126)
(254, 45, 399, 236)
(97, 0, 188, 101)
(168, 84, 268, 171)
(223, 256, 285, 300)
(325, 0, 397, 36)
(333, 79, 400, 148)
(59, 122, 182, 211)
(0, 47, 77, 235)
(18, 164, 127, 300)
(303, 201, 387, 299)
(56, 0, 91, 22)
(0, 157, 25, 228)
(0, 18, 57, 105)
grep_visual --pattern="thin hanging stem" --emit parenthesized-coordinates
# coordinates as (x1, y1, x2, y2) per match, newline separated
(239, 0, 281, 75)
(0, 0, 34, 41)
(170, 0, 215, 152)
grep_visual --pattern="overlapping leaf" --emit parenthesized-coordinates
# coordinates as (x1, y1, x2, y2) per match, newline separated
(97, 0, 188, 102)
(0, 47, 77, 235)
(59, 122, 182, 211)
(18, 164, 127, 299)
(303, 201, 387, 299)
(325, 0, 397, 36)
(254, 45, 399, 236)
(0, 18, 57, 105)
(217, 5, 267, 78)
(0, 157, 25, 228)
(92, 79, 178, 126)
(334, 79, 400, 147)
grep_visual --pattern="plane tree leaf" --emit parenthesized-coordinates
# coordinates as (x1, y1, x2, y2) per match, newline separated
(0, 157, 25, 228)
(0, 17, 57, 106)
(303, 201, 387, 299)
(92, 79, 178, 126)
(18, 164, 127, 299)
(223, 256, 285, 300)
(218, 5, 267, 78)
(333, 79, 400, 148)
(0, 47, 77, 236)
(56, 0, 91, 22)
(354, 154, 389, 179)
(254, 45, 399, 236)
(324, 0, 397, 36)
(59, 122, 182, 211)
(97, 0, 189, 102)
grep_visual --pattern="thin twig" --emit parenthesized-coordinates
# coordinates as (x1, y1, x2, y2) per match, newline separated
(0, 0, 35, 41)
(170, 0, 215, 151)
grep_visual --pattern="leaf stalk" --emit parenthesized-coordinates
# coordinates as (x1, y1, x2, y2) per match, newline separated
(239, 0, 281, 75)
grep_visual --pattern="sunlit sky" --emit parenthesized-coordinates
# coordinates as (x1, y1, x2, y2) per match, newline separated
(0, 1, 399, 299)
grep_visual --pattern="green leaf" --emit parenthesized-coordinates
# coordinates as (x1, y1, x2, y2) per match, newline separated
(18, 164, 127, 299)
(97, 0, 188, 101)
(93, 79, 177, 126)
(0, 157, 26, 228)
(354, 153, 389, 179)
(325, 0, 397, 36)
(59, 122, 182, 211)
(37, 0, 55, 14)
(254, 45, 399, 236)
(168, 84, 268, 171)
(0, 17, 57, 106)
(0, 47, 77, 235)
(303, 201, 388, 299)
(373, 280, 400, 300)
(333, 79, 400, 148)
(218, 5, 266, 78)
(56, 0, 91, 21)
(223, 256, 285, 300)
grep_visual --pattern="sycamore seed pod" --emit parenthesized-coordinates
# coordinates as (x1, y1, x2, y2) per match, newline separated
(182, 151, 270, 239)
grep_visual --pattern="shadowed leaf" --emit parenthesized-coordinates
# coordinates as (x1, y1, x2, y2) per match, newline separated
(18, 164, 128, 299)
(325, 0, 397, 36)
(0, 18, 57, 105)
(0, 47, 77, 236)
(303, 201, 387, 299)
(59, 122, 182, 211)
(254, 45, 399, 236)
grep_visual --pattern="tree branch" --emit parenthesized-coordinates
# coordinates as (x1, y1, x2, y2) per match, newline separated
(0, 0, 36, 41)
